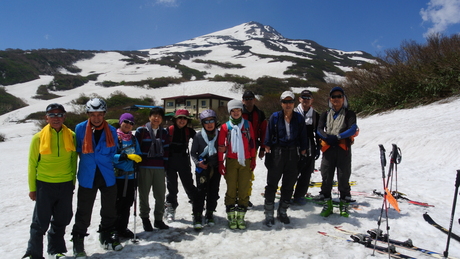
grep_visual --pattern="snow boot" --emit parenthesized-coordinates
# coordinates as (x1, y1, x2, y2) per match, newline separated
(227, 206, 238, 229)
(320, 198, 333, 217)
(236, 207, 247, 230)
(264, 202, 275, 227)
(99, 229, 123, 251)
(193, 214, 203, 231)
(277, 201, 290, 224)
(72, 234, 87, 259)
(339, 199, 349, 217)
(141, 217, 153, 232)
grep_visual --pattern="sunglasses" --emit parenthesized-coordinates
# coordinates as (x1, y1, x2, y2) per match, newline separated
(331, 95, 343, 99)
(123, 119, 134, 125)
(281, 100, 295, 104)
(244, 97, 254, 101)
(46, 113, 65, 118)
(203, 119, 215, 124)
(301, 96, 312, 100)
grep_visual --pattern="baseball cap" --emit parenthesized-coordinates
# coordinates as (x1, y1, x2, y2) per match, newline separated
(280, 91, 295, 100)
(46, 103, 66, 113)
(300, 90, 313, 97)
(242, 90, 256, 99)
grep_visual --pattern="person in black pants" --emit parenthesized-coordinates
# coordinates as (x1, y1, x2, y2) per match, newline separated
(165, 109, 197, 222)
(190, 109, 221, 230)
(263, 91, 307, 227)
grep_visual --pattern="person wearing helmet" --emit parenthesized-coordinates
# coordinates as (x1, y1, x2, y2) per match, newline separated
(316, 86, 358, 218)
(71, 98, 123, 258)
(164, 109, 197, 223)
(189, 109, 221, 230)
(218, 100, 256, 230)
(22, 103, 77, 259)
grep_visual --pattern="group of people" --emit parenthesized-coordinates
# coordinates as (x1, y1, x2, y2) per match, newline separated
(23, 86, 357, 259)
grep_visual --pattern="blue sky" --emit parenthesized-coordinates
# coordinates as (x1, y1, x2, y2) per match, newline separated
(1, 0, 460, 56)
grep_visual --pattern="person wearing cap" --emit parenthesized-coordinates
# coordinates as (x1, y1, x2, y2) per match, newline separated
(218, 100, 256, 230)
(71, 98, 123, 257)
(135, 107, 170, 231)
(190, 109, 221, 230)
(23, 103, 77, 259)
(164, 109, 197, 222)
(316, 86, 358, 218)
(292, 90, 321, 205)
(113, 113, 142, 239)
(263, 91, 307, 227)
(241, 90, 267, 207)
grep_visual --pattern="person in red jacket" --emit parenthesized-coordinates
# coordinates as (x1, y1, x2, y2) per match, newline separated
(218, 100, 256, 230)
(241, 90, 267, 207)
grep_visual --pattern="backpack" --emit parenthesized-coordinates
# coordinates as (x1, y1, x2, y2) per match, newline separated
(168, 125, 191, 144)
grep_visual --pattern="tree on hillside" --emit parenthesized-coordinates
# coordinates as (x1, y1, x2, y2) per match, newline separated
(344, 33, 460, 115)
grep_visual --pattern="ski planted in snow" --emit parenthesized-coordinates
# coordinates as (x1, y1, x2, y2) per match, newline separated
(423, 213, 460, 243)
(334, 226, 457, 259)
(317, 230, 416, 259)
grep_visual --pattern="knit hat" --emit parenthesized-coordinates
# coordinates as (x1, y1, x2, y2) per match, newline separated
(173, 109, 192, 119)
(280, 91, 295, 101)
(119, 113, 134, 125)
(227, 99, 244, 113)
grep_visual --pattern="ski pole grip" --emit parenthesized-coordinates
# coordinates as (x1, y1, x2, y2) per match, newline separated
(455, 170, 460, 188)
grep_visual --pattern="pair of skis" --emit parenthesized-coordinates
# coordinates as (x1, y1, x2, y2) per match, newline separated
(319, 226, 459, 259)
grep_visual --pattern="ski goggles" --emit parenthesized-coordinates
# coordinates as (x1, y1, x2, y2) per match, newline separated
(46, 113, 65, 118)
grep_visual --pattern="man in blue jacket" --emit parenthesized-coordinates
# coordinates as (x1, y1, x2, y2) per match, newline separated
(71, 98, 131, 258)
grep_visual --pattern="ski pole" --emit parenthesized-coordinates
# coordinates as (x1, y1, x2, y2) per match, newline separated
(443, 169, 460, 257)
(373, 145, 391, 257)
(132, 168, 139, 243)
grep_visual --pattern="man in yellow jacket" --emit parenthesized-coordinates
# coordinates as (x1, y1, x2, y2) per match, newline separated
(23, 103, 77, 259)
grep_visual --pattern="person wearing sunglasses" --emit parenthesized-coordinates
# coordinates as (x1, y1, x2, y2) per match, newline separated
(316, 86, 358, 218)
(263, 91, 307, 227)
(164, 109, 197, 224)
(113, 113, 142, 239)
(23, 103, 77, 259)
(241, 90, 268, 208)
(292, 90, 321, 206)
(190, 109, 221, 230)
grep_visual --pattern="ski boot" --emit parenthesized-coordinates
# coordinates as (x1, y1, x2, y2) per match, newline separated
(165, 202, 176, 223)
(205, 211, 215, 227)
(339, 199, 349, 217)
(193, 214, 203, 231)
(99, 229, 123, 251)
(264, 202, 275, 227)
(227, 206, 238, 229)
(236, 207, 247, 230)
(277, 201, 290, 224)
(320, 198, 333, 217)
(72, 234, 87, 259)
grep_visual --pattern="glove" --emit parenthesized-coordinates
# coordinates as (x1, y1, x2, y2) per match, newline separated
(127, 154, 142, 163)
(218, 161, 226, 176)
(119, 153, 128, 161)
(297, 154, 308, 171)
(325, 135, 338, 146)
(250, 158, 256, 171)
(315, 147, 321, 160)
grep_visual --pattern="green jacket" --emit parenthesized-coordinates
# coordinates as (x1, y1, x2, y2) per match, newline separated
(28, 127, 77, 192)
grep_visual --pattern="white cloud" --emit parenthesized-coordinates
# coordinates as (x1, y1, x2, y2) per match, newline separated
(420, 0, 460, 37)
